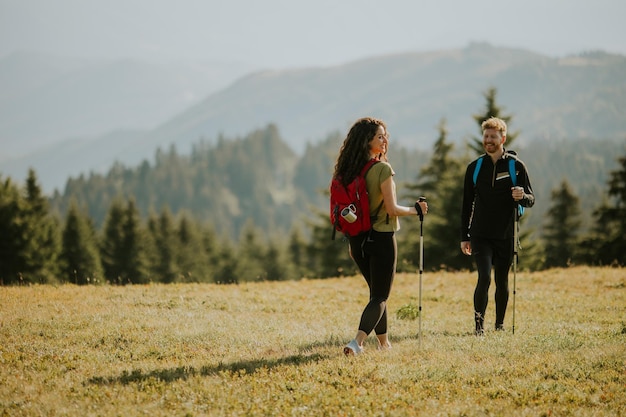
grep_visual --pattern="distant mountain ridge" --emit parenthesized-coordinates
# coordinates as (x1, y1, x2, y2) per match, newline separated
(0, 51, 254, 157)
(130, 43, 625, 154)
(2, 43, 625, 192)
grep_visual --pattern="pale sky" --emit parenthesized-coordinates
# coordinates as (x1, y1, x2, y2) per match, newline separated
(1, 0, 625, 69)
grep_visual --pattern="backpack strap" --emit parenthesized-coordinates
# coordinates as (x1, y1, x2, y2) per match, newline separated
(360, 158, 379, 176)
(372, 200, 385, 222)
(508, 157, 517, 186)
(505, 153, 525, 217)
(472, 154, 486, 186)
(473, 153, 524, 217)
(473, 154, 518, 186)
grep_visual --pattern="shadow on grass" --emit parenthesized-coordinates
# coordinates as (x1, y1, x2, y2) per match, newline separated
(87, 352, 326, 386)
(297, 329, 479, 353)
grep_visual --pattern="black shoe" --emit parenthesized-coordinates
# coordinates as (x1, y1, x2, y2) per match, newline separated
(495, 324, 505, 331)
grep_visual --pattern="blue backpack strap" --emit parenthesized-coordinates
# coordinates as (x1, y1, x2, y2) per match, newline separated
(507, 156, 525, 216)
(475, 154, 524, 217)
(508, 158, 517, 186)
(472, 155, 485, 185)
(474, 154, 517, 186)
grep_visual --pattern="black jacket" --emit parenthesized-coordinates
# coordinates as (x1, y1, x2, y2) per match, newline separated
(460, 150, 535, 241)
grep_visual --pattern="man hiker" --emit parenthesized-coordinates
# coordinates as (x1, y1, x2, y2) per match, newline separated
(460, 117, 535, 335)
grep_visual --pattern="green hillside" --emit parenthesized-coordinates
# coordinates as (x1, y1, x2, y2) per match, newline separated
(47, 124, 624, 240)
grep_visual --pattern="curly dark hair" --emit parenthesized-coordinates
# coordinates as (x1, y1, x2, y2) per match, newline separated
(333, 117, 387, 186)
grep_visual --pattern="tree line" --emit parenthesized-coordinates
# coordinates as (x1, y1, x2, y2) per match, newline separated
(1, 89, 625, 285)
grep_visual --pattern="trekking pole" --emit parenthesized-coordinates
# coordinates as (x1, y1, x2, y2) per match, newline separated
(512, 207, 519, 335)
(415, 197, 426, 347)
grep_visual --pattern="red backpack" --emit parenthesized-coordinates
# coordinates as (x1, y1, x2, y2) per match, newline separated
(330, 159, 382, 240)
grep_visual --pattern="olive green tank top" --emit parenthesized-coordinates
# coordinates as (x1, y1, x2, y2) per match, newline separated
(365, 161, 399, 232)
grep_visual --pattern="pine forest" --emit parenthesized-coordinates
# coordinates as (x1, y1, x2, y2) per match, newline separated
(1, 90, 625, 285)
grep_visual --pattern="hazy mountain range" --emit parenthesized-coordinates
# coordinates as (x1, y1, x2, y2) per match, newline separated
(0, 51, 254, 156)
(2, 43, 625, 193)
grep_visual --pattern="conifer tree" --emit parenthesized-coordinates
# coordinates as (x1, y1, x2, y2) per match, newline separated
(234, 220, 267, 282)
(287, 227, 310, 278)
(0, 177, 27, 284)
(306, 210, 356, 278)
(542, 180, 582, 268)
(60, 199, 103, 284)
(22, 169, 61, 283)
(101, 198, 126, 283)
(177, 212, 209, 282)
(101, 198, 150, 284)
(147, 207, 178, 283)
(146, 212, 160, 276)
(581, 154, 626, 265)
(200, 223, 220, 282)
(213, 238, 238, 284)
(469, 87, 520, 155)
(402, 119, 472, 270)
(120, 198, 151, 283)
(262, 239, 292, 281)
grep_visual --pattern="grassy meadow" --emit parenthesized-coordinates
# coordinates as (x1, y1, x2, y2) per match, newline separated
(1, 266, 625, 416)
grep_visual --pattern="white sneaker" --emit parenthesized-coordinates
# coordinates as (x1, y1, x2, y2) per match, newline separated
(343, 339, 363, 356)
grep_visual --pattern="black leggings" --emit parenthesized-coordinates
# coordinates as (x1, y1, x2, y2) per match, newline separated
(471, 236, 513, 326)
(348, 230, 397, 336)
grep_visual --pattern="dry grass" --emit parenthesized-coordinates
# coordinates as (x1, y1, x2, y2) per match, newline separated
(1, 266, 624, 416)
